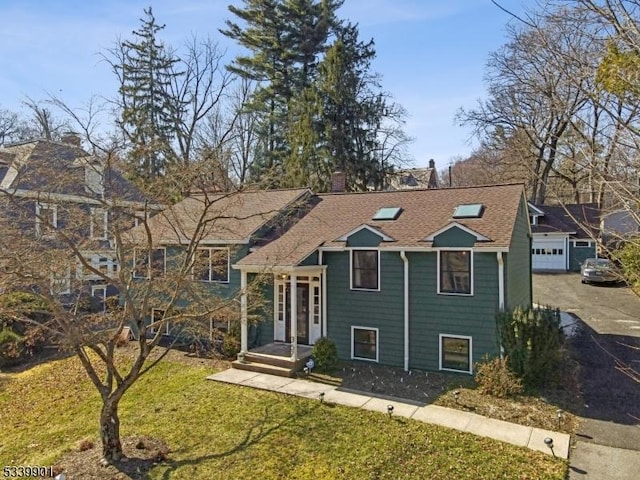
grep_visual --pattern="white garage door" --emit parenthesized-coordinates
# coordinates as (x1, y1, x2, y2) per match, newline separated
(532, 238, 566, 270)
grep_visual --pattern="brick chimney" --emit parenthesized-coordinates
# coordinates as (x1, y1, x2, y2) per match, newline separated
(331, 171, 346, 192)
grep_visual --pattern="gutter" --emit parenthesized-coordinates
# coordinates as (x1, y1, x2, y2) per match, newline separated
(400, 250, 409, 371)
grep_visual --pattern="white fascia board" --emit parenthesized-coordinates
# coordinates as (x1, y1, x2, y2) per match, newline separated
(318, 245, 509, 253)
(2, 188, 163, 209)
(424, 222, 490, 242)
(232, 264, 327, 275)
(532, 232, 574, 237)
(527, 202, 545, 216)
(335, 224, 395, 242)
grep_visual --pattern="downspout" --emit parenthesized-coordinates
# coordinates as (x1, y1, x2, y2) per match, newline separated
(400, 251, 409, 371)
(497, 251, 505, 358)
(497, 252, 505, 311)
(290, 274, 298, 361)
(240, 269, 248, 354)
(319, 250, 327, 338)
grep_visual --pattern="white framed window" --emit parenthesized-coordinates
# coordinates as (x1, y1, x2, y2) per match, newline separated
(149, 308, 170, 335)
(350, 249, 380, 291)
(133, 247, 166, 279)
(50, 266, 71, 295)
(193, 247, 229, 283)
(438, 249, 473, 295)
(78, 253, 118, 279)
(91, 285, 107, 313)
(90, 208, 108, 240)
(36, 202, 58, 238)
(134, 210, 149, 227)
(351, 326, 379, 362)
(439, 334, 472, 374)
(573, 240, 592, 248)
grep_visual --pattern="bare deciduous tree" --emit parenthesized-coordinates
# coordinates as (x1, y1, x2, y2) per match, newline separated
(0, 127, 270, 463)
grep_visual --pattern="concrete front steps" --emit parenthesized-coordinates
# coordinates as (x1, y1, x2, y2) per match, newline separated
(231, 350, 312, 378)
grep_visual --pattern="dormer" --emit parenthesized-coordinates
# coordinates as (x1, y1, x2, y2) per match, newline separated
(73, 156, 104, 196)
(527, 203, 545, 226)
(336, 224, 395, 247)
(424, 222, 490, 248)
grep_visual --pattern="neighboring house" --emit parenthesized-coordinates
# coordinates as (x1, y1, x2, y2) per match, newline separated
(382, 160, 439, 190)
(230, 183, 532, 374)
(528, 203, 599, 271)
(600, 208, 640, 248)
(0, 135, 158, 309)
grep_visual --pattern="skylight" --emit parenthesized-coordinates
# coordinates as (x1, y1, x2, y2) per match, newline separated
(453, 204, 484, 219)
(373, 207, 402, 221)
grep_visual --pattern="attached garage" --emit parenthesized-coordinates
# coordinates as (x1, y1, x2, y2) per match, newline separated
(532, 236, 567, 270)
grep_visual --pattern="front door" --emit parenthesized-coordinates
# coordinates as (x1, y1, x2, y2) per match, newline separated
(285, 284, 309, 345)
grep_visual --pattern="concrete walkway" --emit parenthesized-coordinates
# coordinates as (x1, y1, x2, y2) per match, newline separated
(208, 369, 570, 459)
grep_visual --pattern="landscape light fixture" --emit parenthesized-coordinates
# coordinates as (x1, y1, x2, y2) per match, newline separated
(453, 390, 460, 404)
(544, 437, 555, 457)
(387, 405, 394, 417)
(319, 392, 325, 403)
(556, 409, 563, 430)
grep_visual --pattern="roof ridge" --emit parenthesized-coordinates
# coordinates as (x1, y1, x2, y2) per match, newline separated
(318, 182, 524, 196)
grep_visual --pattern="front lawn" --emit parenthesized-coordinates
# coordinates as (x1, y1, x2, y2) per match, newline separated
(0, 354, 567, 479)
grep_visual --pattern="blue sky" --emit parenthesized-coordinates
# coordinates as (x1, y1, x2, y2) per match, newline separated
(0, 0, 528, 169)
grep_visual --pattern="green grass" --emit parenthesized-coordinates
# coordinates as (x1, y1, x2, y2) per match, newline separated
(0, 356, 567, 479)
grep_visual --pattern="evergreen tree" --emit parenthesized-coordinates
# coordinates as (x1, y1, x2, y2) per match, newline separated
(118, 7, 182, 181)
(222, 1, 409, 190)
(221, 0, 341, 184)
(317, 22, 404, 191)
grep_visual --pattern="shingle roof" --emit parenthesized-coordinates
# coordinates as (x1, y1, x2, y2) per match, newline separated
(238, 183, 525, 267)
(0, 139, 148, 202)
(126, 188, 311, 245)
(530, 203, 599, 239)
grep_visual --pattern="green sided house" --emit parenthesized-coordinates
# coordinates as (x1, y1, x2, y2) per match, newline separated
(233, 183, 532, 375)
(124, 188, 312, 340)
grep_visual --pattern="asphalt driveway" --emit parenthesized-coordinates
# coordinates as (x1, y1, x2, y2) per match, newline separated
(533, 272, 640, 337)
(533, 273, 640, 480)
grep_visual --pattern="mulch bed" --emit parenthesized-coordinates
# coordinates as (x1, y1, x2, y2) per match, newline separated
(53, 436, 170, 480)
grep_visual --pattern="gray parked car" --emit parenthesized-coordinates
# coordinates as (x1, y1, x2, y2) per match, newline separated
(580, 258, 618, 284)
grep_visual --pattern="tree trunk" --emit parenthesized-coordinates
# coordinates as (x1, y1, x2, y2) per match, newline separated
(100, 398, 123, 463)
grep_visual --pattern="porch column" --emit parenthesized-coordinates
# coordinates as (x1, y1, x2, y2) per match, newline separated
(290, 273, 297, 361)
(240, 269, 248, 354)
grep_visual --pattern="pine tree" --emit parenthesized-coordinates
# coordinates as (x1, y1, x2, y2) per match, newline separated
(221, 0, 341, 184)
(222, 1, 408, 190)
(118, 7, 182, 181)
(317, 22, 400, 191)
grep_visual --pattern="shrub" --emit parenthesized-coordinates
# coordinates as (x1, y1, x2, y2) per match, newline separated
(0, 328, 24, 367)
(496, 306, 564, 388)
(312, 337, 338, 371)
(475, 356, 523, 398)
(615, 238, 640, 290)
(221, 333, 240, 358)
(0, 292, 50, 367)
